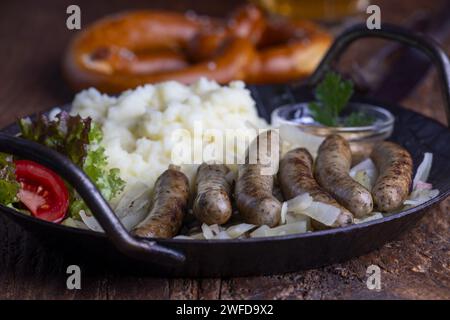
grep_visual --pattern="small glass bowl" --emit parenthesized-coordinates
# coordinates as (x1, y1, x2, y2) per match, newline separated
(271, 102, 395, 162)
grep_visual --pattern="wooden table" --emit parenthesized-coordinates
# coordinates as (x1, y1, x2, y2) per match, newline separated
(0, 0, 449, 299)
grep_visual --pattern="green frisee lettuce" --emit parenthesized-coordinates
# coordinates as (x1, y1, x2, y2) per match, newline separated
(0, 153, 19, 206)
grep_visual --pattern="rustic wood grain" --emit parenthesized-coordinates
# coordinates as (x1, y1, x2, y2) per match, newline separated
(0, 0, 449, 300)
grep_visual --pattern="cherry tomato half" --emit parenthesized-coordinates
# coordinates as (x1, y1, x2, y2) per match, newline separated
(15, 160, 69, 223)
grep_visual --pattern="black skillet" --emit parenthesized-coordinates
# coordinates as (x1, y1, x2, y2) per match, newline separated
(1, 24, 449, 277)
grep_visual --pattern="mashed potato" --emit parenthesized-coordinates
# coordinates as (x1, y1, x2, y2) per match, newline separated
(71, 78, 267, 190)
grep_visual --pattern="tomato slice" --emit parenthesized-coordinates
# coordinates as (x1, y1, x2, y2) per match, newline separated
(15, 160, 69, 223)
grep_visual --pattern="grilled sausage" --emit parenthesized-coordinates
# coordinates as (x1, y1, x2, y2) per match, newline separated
(133, 165, 189, 238)
(236, 164, 281, 227)
(193, 163, 232, 225)
(236, 130, 281, 227)
(315, 135, 373, 217)
(371, 141, 413, 212)
(278, 147, 353, 228)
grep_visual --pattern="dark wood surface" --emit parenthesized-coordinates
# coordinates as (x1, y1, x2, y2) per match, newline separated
(0, 0, 449, 299)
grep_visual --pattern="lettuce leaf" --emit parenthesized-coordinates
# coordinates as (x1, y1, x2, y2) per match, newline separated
(82, 123, 124, 201)
(0, 153, 19, 206)
(18, 112, 125, 219)
(19, 112, 91, 167)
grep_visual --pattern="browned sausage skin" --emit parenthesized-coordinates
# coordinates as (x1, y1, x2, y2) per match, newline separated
(236, 130, 281, 227)
(193, 163, 232, 225)
(236, 164, 281, 227)
(371, 141, 413, 212)
(133, 165, 189, 238)
(278, 147, 353, 228)
(315, 135, 373, 217)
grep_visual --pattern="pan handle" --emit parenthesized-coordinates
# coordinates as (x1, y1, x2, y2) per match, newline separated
(0, 133, 185, 267)
(309, 23, 450, 126)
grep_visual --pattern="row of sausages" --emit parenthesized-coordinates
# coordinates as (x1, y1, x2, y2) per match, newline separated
(133, 131, 413, 238)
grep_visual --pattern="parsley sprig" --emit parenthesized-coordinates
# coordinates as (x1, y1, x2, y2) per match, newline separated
(309, 72, 374, 127)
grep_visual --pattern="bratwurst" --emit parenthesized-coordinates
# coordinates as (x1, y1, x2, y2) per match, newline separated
(133, 165, 189, 238)
(236, 164, 281, 227)
(236, 130, 281, 227)
(314, 135, 373, 217)
(371, 141, 413, 212)
(193, 163, 233, 225)
(278, 147, 353, 228)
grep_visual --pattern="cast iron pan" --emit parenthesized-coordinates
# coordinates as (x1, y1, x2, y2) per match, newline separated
(0, 24, 449, 277)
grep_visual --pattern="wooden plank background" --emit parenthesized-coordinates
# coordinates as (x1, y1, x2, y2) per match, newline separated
(0, 0, 449, 299)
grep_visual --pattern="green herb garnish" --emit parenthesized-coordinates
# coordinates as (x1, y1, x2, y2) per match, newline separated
(344, 111, 375, 127)
(309, 72, 374, 127)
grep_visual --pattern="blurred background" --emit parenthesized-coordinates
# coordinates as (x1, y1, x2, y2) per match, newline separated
(1, 0, 449, 128)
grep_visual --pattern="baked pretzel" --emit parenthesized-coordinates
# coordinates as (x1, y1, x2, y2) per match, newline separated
(246, 19, 332, 84)
(63, 5, 331, 93)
